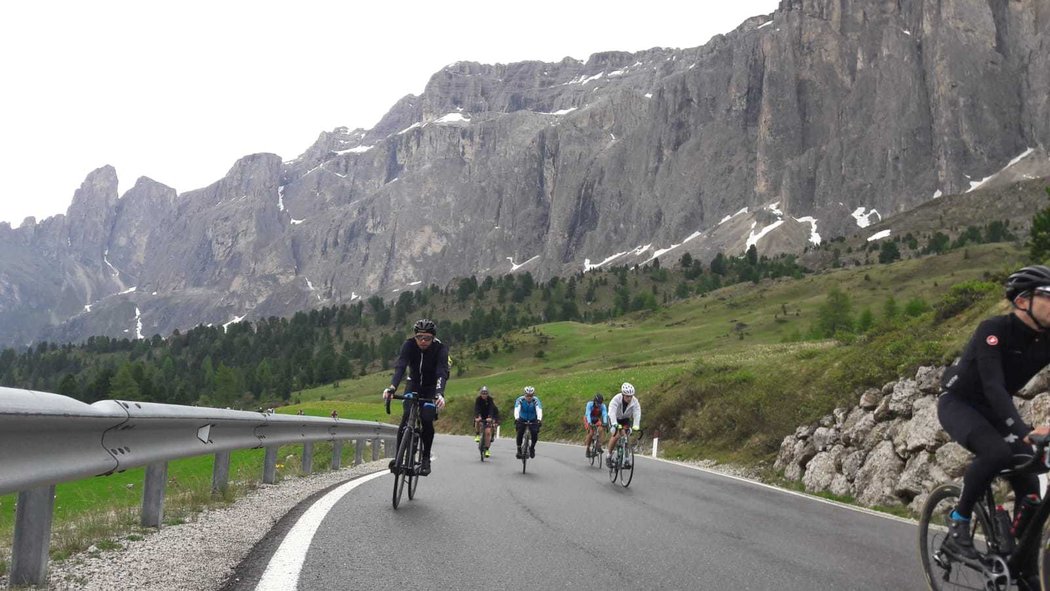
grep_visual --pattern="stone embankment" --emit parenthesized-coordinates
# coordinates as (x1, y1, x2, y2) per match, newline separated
(775, 366, 1050, 513)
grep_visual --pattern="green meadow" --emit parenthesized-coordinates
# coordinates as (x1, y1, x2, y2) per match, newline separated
(0, 242, 1025, 570)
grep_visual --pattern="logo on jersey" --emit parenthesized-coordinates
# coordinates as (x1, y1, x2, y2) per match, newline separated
(986, 335, 999, 346)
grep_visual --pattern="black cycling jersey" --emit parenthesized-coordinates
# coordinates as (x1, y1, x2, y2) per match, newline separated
(390, 338, 449, 398)
(474, 395, 497, 420)
(941, 313, 1050, 440)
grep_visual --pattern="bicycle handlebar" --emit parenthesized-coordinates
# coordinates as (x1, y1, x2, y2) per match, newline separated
(1011, 432, 1050, 472)
(384, 392, 436, 415)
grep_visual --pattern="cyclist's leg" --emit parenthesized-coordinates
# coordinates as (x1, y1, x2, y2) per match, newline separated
(419, 402, 437, 473)
(529, 422, 539, 457)
(515, 421, 526, 458)
(939, 396, 1002, 516)
(584, 421, 592, 449)
(392, 403, 412, 470)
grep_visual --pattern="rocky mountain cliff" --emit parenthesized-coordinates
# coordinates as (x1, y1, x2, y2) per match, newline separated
(2, 0, 1050, 347)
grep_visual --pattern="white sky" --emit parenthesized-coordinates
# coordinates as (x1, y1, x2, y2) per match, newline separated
(0, 0, 778, 228)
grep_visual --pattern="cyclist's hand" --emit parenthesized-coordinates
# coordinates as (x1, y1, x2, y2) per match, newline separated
(382, 387, 394, 401)
(1026, 425, 1050, 443)
(537, 421, 543, 428)
(436, 395, 446, 410)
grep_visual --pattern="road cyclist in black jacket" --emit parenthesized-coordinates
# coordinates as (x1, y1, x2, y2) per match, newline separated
(937, 265, 1050, 570)
(473, 386, 499, 458)
(383, 319, 450, 476)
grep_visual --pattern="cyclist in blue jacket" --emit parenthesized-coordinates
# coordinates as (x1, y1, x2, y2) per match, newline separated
(514, 386, 543, 459)
(583, 393, 608, 457)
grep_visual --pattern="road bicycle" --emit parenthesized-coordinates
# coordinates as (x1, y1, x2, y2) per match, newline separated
(517, 420, 537, 474)
(587, 422, 604, 468)
(477, 417, 495, 461)
(919, 433, 1050, 590)
(608, 427, 639, 488)
(385, 392, 432, 509)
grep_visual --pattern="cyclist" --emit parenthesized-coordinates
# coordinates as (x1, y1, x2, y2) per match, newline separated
(937, 265, 1050, 574)
(382, 319, 449, 476)
(514, 386, 543, 459)
(583, 393, 608, 457)
(474, 386, 498, 457)
(606, 382, 641, 468)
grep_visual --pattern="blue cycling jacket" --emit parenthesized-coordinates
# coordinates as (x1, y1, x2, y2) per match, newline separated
(584, 401, 608, 425)
(514, 396, 543, 421)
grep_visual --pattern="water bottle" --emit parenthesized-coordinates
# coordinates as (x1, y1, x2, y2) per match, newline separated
(994, 506, 1015, 554)
(1011, 494, 1041, 539)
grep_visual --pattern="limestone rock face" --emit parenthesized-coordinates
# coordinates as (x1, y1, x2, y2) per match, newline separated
(2, 0, 1049, 345)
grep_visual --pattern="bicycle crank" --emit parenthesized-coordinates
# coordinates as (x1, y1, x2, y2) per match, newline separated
(979, 554, 1010, 591)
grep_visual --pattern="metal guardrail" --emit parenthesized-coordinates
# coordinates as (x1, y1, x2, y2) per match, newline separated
(0, 386, 398, 586)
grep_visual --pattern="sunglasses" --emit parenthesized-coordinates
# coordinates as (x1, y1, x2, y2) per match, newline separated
(414, 334, 434, 342)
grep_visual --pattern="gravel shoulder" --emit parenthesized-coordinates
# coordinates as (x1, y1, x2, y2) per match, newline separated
(2, 461, 387, 591)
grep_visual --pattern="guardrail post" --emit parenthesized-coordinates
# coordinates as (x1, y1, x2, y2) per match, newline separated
(263, 445, 278, 484)
(302, 442, 314, 475)
(331, 440, 343, 470)
(354, 439, 364, 466)
(371, 438, 380, 461)
(212, 451, 231, 496)
(10, 485, 56, 587)
(141, 462, 168, 528)
(384, 438, 395, 459)
(652, 437, 660, 458)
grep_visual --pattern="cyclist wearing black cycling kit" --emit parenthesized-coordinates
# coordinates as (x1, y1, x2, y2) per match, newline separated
(383, 319, 449, 476)
(474, 386, 498, 457)
(938, 266, 1050, 567)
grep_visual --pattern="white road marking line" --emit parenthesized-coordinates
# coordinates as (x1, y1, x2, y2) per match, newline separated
(255, 470, 388, 591)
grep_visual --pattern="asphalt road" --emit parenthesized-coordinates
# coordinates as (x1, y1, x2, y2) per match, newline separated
(230, 434, 923, 591)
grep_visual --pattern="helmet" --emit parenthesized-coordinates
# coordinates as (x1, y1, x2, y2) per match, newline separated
(1005, 265, 1050, 301)
(620, 382, 635, 396)
(523, 386, 535, 396)
(593, 393, 604, 404)
(413, 318, 437, 334)
(479, 386, 489, 394)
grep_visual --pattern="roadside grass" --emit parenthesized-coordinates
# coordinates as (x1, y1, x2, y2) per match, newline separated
(0, 242, 1020, 562)
(0, 441, 366, 569)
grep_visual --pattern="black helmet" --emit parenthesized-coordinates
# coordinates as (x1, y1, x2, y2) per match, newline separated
(413, 318, 437, 334)
(1005, 265, 1050, 301)
(593, 393, 604, 404)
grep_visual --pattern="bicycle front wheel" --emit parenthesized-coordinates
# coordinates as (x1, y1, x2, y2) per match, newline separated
(392, 428, 413, 509)
(608, 443, 619, 483)
(918, 483, 998, 590)
(408, 433, 421, 500)
(521, 430, 531, 474)
(620, 442, 634, 488)
(1038, 511, 1050, 591)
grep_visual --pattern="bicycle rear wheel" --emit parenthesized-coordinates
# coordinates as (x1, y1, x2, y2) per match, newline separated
(392, 427, 413, 509)
(918, 483, 1001, 590)
(521, 430, 531, 474)
(620, 442, 634, 488)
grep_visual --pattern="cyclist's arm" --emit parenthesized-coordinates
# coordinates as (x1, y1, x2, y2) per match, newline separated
(434, 344, 450, 398)
(584, 402, 592, 424)
(514, 398, 522, 421)
(632, 401, 641, 431)
(536, 398, 543, 422)
(601, 403, 609, 425)
(389, 340, 411, 391)
(975, 322, 1031, 439)
(474, 397, 483, 416)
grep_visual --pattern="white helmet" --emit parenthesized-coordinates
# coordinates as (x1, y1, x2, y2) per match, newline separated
(523, 386, 536, 395)
(620, 382, 635, 396)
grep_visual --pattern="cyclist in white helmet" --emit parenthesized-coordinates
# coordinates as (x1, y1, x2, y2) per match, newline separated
(514, 386, 543, 459)
(606, 382, 641, 468)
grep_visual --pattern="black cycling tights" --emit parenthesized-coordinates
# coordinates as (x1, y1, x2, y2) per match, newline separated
(940, 396, 1037, 518)
(398, 411, 435, 461)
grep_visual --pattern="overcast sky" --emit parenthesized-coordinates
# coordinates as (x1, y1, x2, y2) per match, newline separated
(0, 0, 778, 228)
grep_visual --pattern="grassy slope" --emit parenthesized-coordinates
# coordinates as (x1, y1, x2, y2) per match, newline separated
(289, 243, 1023, 460)
(0, 242, 1023, 568)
